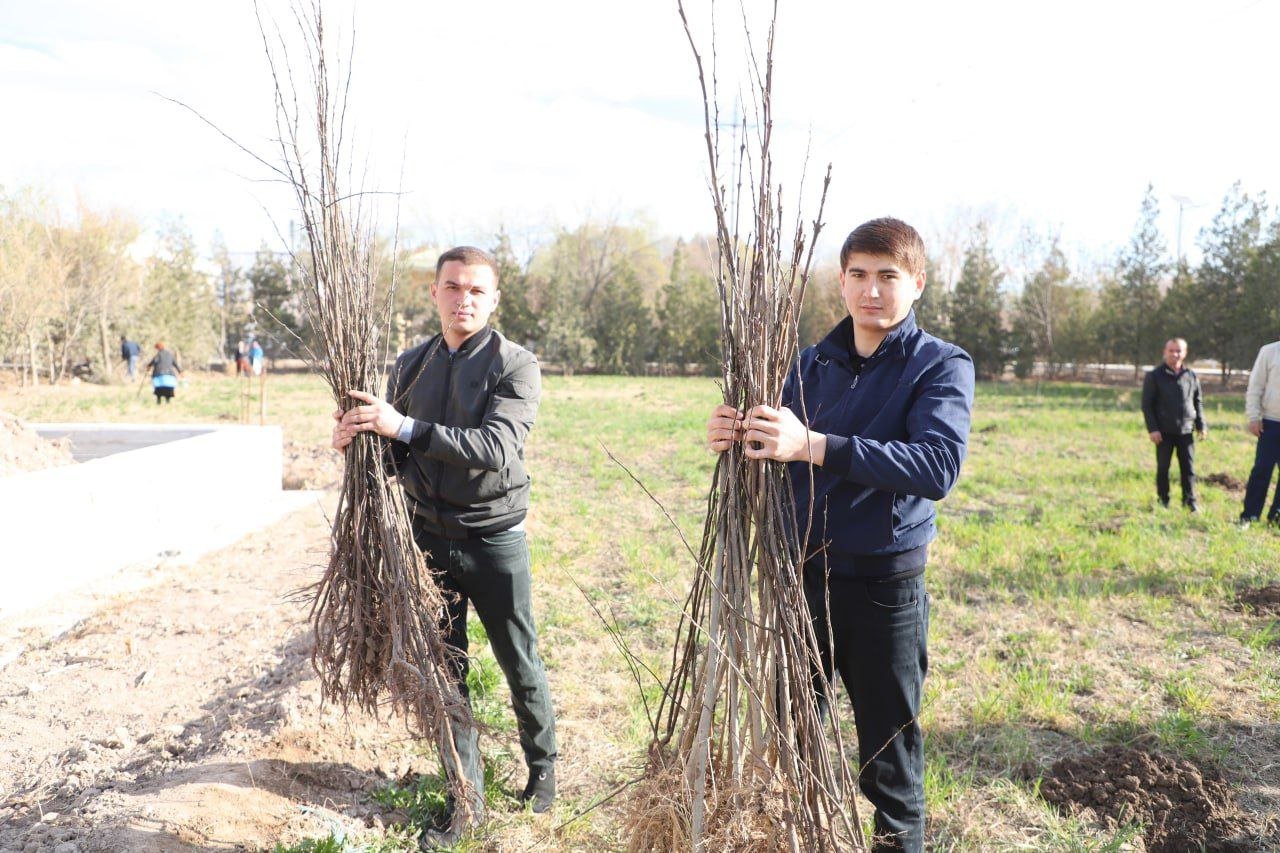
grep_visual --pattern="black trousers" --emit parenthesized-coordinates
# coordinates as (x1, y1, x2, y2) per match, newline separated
(413, 526, 557, 814)
(806, 571, 929, 853)
(1155, 431, 1196, 506)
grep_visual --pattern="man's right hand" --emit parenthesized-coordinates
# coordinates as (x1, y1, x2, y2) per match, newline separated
(1148, 431, 1162, 444)
(1248, 420, 1263, 438)
(332, 407, 352, 451)
(707, 404, 745, 453)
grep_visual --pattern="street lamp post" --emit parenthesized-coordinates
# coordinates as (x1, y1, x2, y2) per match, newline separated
(1170, 194, 1202, 263)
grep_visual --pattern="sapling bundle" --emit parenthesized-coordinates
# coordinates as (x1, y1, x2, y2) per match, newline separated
(255, 2, 474, 818)
(626, 2, 861, 850)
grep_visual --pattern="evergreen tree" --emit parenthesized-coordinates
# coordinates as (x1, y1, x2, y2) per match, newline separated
(1110, 185, 1168, 377)
(140, 223, 219, 364)
(592, 262, 653, 374)
(1158, 258, 1198, 349)
(1240, 219, 1280, 359)
(491, 231, 540, 349)
(246, 245, 306, 357)
(657, 239, 720, 370)
(913, 255, 951, 339)
(1011, 240, 1073, 378)
(1196, 183, 1264, 380)
(949, 225, 1007, 380)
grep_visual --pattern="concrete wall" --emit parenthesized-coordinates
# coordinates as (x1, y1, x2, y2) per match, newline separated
(0, 424, 310, 623)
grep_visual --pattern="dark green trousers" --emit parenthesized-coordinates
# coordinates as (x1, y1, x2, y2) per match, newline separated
(413, 525, 557, 805)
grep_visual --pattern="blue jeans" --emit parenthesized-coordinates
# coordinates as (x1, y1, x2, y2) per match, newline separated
(413, 525, 557, 811)
(806, 571, 929, 852)
(1242, 419, 1280, 521)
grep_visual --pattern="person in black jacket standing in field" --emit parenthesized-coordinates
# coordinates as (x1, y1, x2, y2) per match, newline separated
(331, 246, 556, 849)
(1142, 337, 1207, 512)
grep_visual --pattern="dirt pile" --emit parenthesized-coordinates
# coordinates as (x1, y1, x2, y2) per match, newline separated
(0, 411, 74, 476)
(1237, 584, 1280, 616)
(1205, 471, 1246, 493)
(282, 441, 342, 490)
(1040, 745, 1256, 852)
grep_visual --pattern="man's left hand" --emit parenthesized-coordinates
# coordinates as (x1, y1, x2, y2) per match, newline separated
(337, 389, 406, 440)
(742, 405, 826, 465)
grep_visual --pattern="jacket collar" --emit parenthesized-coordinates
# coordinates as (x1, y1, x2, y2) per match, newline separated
(439, 325, 493, 356)
(816, 310, 917, 366)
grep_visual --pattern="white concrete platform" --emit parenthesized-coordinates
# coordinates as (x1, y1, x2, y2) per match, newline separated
(0, 424, 319, 627)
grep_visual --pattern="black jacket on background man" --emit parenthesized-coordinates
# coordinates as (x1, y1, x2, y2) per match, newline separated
(383, 326, 539, 539)
(1142, 364, 1204, 435)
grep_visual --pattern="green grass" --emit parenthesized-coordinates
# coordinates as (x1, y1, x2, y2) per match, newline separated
(5, 374, 1279, 849)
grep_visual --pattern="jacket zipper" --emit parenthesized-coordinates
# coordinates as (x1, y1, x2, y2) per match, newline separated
(433, 349, 455, 502)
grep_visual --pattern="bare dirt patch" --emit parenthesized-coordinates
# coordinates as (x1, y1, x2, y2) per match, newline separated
(282, 440, 342, 490)
(0, 410, 74, 476)
(1237, 584, 1280, 616)
(1040, 745, 1257, 852)
(0, 498, 430, 852)
(1205, 471, 1246, 494)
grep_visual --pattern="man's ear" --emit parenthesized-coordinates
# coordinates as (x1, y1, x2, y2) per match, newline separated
(912, 270, 926, 299)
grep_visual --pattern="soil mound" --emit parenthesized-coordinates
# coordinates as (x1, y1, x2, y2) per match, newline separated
(0, 410, 74, 476)
(282, 441, 341, 490)
(1204, 471, 1246, 493)
(1040, 746, 1256, 852)
(1237, 584, 1280, 616)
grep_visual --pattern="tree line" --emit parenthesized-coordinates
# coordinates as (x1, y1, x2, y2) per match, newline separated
(933, 183, 1280, 383)
(3, 184, 1276, 384)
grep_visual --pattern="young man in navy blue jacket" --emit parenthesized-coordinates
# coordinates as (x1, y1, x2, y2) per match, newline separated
(707, 218, 974, 852)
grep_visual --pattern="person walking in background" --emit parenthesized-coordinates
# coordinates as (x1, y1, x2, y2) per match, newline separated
(147, 342, 182, 404)
(1141, 338, 1206, 512)
(1241, 336, 1280, 526)
(249, 339, 264, 376)
(120, 335, 141, 380)
(235, 339, 251, 377)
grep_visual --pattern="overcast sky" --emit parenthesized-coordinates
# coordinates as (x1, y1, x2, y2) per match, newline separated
(2, 0, 1277, 272)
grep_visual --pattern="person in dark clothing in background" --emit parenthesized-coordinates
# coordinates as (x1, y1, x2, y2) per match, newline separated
(147, 342, 182, 404)
(120, 336, 141, 379)
(706, 218, 974, 852)
(1142, 337, 1206, 511)
(331, 246, 556, 850)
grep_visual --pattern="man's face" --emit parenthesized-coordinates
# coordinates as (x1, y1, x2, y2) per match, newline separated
(838, 252, 925, 336)
(431, 260, 500, 342)
(1163, 339, 1186, 370)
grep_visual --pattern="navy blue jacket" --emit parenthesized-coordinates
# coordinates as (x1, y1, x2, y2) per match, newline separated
(784, 312, 974, 578)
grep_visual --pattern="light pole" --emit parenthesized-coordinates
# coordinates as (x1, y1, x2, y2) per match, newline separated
(1170, 194, 1202, 263)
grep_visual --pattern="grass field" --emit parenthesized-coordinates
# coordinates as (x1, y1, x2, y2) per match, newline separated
(4, 372, 1278, 849)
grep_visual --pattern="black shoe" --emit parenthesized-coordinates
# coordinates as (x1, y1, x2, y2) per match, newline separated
(1159, 499, 1170, 509)
(1186, 503, 1199, 514)
(520, 766, 555, 813)
(419, 827, 461, 851)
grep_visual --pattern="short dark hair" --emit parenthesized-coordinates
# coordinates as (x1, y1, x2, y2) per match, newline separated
(435, 246, 500, 286)
(839, 218, 927, 276)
